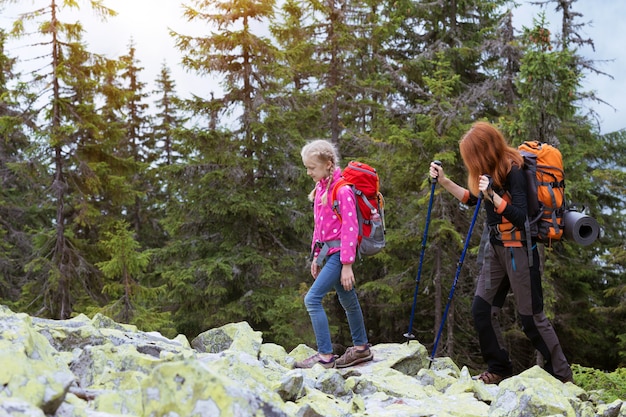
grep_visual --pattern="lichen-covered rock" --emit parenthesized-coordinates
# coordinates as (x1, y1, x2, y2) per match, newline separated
(596, 399, 626, 417)
(273, 370, 305, 401)
(190, 321, 262, 356)
(0, 304, 623, 417)
(489, 366, 581, 417)
(140, 359, 288, 417)
(259, 342, 290, 367)
(33, 312, 191, 358)
(288, 343, 317, 363)
(371, 341, 430, 376)
(445, 367, 496, 404)
(0, 398, 46, 417)
(295, 386, 356, 416)
(0, 306, 75, 415)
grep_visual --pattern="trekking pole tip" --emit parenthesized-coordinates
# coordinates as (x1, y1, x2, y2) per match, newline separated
(403, 332, 416, 342)
(427, 356, 435, 369)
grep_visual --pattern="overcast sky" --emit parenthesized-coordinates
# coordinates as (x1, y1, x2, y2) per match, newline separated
(1, 0, 623, 134)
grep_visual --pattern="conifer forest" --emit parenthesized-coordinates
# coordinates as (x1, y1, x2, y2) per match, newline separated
(0, 0, 625, 375)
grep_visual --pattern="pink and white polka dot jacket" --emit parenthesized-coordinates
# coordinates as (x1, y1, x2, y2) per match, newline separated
(310, 167, 359, 264)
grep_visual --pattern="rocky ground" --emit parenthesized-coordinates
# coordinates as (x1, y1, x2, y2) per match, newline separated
(0, 304, 624, 416)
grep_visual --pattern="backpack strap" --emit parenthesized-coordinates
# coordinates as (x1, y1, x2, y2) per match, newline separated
(313, 240, 341, 266)
(330, 179, 379, 262)
(490, 191, 534, 268)
(523, 217, 534, 268)
(353, 188, 378, 213)
(537, 168, 564, 237)
(330, 179, 352, 219)
(331, 180, 377, 223)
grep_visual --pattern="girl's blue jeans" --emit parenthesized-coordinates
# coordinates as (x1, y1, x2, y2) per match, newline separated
(304, 253, 368, 354)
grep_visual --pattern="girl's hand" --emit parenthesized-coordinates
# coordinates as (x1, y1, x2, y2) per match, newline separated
(341, 263, 355, 291)
(311, 258, 321, 279)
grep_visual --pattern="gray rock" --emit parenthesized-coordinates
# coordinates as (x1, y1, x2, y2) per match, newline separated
(0, 304, 622, 417)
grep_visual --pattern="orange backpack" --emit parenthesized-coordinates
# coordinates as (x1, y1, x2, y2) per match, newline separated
(518, 141, 566, 244)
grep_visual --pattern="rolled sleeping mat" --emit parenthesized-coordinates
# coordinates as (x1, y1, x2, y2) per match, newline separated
(563, 210, 600, 246)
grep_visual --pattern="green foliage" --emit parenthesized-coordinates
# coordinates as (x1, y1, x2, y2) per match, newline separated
(254, 285, 314, 350)
(91, 220, 161, 326)
(3, 0, 134, 319)
(511, 16, 581, 144)
(572, 364, 626, 403)
(97, 221, 150, 281)
(0, 0, 623, 382)
(0, 30, 42, 303)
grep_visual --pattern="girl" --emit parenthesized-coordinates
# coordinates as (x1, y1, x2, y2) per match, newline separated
(429, 122, 573, 384)
(296, 139, 373, 369)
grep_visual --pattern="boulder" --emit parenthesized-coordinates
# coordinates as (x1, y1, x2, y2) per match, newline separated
(0, 304, 623, 416)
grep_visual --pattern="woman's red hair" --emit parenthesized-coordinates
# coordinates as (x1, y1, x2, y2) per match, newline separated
(459, 121, 523, 196)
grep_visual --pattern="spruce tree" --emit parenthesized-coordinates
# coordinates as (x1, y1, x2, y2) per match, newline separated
(118, 41, 160, 247)
(0, 29, 43, 305)
(8, 0, 118, 319)
(94, 220, 173, 334)
(152, 63, 186, 167)
(163, 0, 313, 343)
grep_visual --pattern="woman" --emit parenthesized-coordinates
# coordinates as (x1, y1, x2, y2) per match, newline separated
(296, 139, 373, 369)
(429, 122, 573, 384)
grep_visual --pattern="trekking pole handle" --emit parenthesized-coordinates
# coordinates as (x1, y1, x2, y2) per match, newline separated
(431, 160, 442, 184)
(478, 174, 492, 199)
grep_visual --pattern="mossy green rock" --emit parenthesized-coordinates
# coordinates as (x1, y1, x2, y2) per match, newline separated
(0, 308, 74, 415)
(0, 304, 624, 416)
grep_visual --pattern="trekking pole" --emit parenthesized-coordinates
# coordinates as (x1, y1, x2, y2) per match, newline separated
(404, 161, 441, 343)
(429, 177, 489, 365)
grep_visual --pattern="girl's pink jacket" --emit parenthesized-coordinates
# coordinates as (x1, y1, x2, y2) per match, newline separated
(310, 167, 359, 264)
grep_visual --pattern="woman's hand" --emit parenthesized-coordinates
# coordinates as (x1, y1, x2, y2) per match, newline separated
(479, 175, 498, 205)
(478, 175, 491, 196)
(430, 162, 467, 201)
(340, 263, 355, 291)
(429, 162, 445, 182)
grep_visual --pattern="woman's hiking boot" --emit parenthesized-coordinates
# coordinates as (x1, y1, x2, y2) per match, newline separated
(473, 371, 507, 385)
(294, 353, 336, 369)
(335, 345, 373, 368)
